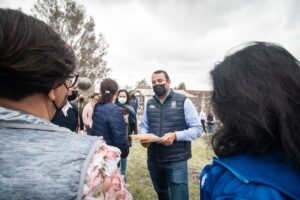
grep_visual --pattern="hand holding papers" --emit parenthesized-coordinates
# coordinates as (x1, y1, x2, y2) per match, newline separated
(130, 133, 161, 143)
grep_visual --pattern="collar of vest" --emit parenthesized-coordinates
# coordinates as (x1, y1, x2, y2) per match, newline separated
(214, 153, 300, 199)
(153, 89, 174, 104)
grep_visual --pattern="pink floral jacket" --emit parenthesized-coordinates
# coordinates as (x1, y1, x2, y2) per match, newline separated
(82, 139, 132, 200)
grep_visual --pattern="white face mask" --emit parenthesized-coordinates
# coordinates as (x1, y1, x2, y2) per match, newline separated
(118, 97, 127, 104)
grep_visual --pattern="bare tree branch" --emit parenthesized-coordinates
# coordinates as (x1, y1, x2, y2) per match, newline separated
(31, 0, 110, 81)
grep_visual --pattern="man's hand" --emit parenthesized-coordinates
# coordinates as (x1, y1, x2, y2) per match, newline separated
(159, 132, 176, 146)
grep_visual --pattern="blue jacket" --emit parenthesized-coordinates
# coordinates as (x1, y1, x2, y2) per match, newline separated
(91, 102, 129, 158)
(200, 153, 300, 199)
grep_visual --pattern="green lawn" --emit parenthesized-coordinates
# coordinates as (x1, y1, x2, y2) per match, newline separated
(126, 135, 214, 200)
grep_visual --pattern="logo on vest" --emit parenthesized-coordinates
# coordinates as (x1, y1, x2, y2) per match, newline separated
(171, 101, 177, 108)
(149, 105, 156, 109)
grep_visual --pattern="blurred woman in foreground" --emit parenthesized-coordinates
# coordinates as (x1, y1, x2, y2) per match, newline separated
(0, 9, 131, 200)
(201, 42, 300, 199)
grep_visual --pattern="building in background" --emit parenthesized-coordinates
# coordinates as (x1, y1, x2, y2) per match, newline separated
(133, 88, 213, 116)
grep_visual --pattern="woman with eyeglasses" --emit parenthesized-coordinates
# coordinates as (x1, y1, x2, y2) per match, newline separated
(51, 75, 81, 132)
(0, 9, 132, 199)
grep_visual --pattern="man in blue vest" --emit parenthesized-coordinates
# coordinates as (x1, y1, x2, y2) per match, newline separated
(140, 70, 203, 200)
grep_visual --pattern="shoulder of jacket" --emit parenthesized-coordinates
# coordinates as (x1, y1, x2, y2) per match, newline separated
(147, 97, 156, 104)
(201, 163, 254, 199)
(111, 103, 121, 111)
(202, 157, 292, 199)
(172, 91, 186, 99)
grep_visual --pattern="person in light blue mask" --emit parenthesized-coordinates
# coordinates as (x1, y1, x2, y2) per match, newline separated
(116, 89, 137, 177)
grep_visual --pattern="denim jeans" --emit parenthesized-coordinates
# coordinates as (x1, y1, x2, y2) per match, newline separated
(147, 159, 189, 200)
(207, 124, 214, 134)
(121, 158, 127, 176)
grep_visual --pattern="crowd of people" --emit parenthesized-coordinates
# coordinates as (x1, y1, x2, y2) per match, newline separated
(1, 8, 300, 200)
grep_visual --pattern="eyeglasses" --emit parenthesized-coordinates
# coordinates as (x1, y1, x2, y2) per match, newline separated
(65, 74, 79, 88)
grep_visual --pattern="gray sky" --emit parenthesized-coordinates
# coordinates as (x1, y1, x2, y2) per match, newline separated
(1, 0, 300, 90)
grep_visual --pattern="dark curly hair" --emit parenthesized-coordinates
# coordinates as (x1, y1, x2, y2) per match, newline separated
(211, 42, 300, 167)
(0, 9, 76, 101)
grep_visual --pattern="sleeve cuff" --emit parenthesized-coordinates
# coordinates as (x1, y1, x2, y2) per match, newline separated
(175, 131, 185, 141)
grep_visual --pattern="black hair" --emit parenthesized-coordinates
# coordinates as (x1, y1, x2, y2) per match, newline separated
(0, 9, 76, 101)
(116, 89, 130, 104)
(211, 41, 300, 167)
(98, 78, 118, 105)
(153, 70, 170, 80)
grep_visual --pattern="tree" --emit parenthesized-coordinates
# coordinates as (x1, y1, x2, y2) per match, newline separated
(123, 85, 133, 91)
(135, 79, 151, 89)
(177, 82, 186, 90)
(31, 0, 110, 81)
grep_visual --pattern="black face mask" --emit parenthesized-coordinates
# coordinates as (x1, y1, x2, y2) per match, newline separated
(67, 90, 78, 101)
(153, 84, 167, 97)
(51, 92, 68, 120)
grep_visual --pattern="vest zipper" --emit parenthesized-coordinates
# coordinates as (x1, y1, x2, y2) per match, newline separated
(158, 104, 163, 162)
(159, 104, 163, 136)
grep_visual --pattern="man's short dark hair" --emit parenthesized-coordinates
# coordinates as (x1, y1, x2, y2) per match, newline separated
(153, 70, 170, 80)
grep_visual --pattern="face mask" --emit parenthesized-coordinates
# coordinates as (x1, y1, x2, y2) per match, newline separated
(153, 84, 167, 97)
(51, 92, 68, 120)
(118, 97, 127, 104)
(67, 90, 78, 101)
(79, 97, 84, 102)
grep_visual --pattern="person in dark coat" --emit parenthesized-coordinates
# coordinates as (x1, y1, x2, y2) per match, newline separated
(115, 89, 137, 176)
(128, 92, 138, 135)
(51, 88, 79, 132)
(90, 78, 129, 159)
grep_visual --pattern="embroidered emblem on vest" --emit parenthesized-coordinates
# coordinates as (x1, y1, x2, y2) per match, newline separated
(171, 101, 177, 108)
(150, 105, 156, 109)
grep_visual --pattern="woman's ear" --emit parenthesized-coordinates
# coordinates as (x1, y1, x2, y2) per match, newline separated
(48, 88, 56, 101)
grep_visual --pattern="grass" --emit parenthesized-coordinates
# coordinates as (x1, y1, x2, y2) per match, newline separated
(126, 135, 214, 200)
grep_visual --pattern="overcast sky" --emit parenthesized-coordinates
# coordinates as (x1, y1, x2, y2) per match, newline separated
(1, 0, 300, 90)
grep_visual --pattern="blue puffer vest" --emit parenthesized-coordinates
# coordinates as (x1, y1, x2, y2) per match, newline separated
(146, 90, 191, 163)
(0, 107, 102, 200)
